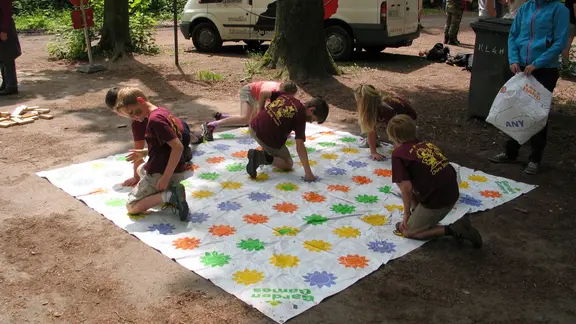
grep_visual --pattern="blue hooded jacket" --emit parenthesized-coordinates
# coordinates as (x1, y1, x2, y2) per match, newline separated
(508, 0, 570, 69)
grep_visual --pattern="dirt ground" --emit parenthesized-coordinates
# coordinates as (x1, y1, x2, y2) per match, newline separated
(1, 13, 576, 324)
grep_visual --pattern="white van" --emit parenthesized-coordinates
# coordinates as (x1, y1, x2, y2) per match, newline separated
(180, 0, 422, 61)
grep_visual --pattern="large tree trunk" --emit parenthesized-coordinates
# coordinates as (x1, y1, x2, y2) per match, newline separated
(261, 0, 339, 80)
(98, 0, 131, 61)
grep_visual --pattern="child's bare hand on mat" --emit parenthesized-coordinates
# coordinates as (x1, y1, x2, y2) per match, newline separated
(127, 149, 146, 163)
(370, 152, 386, 161)
(302, 173, 317, 182)
(122, 176, 140, 187)
(156, 175, 170, 191)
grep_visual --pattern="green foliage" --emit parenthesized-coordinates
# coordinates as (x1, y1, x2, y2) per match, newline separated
(244, 51, 264, 77)
(197, 71, 224, 82)
(14, 9, 72, 33)
(47, 29, 91, 60)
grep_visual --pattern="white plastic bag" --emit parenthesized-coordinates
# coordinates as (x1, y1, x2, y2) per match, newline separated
(486, 73, 552, 145)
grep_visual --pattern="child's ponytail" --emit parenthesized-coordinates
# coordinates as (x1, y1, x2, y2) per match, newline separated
(354, 84, 381, 133)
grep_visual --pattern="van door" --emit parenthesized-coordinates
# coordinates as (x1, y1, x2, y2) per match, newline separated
(207, 0, 253, 40)
(386, 0, 406, 37)
(251, 0, 277, 41)
(403, 0, 419, 34)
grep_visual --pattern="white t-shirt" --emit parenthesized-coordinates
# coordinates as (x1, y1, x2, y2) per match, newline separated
(508, 0, 526, 18)
(478, 0, 490, 17)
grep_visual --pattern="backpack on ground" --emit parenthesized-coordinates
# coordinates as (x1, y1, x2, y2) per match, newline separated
(425, 43, 450, 63)
(446, 53, 473, 72)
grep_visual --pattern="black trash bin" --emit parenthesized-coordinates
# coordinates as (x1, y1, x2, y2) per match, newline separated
(468, 18, 514, 119)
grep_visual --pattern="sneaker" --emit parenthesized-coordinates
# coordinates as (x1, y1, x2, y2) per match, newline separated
(246, 149, 266, 178)
(523, 161, 540, 175)
(183, 146, 193, 162)
(561, 64, 576, 77)
(162, 183, 189, 221)
(359, 136, 381, 149)
(190, 132, 204, 145)
(489, 152, 516, 163)
(201, 122, 214, 141)
(449, 216, 482, 248)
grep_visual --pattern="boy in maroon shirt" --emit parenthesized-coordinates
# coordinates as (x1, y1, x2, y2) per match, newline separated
(246, 93, 329, 182)
(106, 87, 200, 187)
(114, 88, 190, 221)
(387, 115, 482, 247)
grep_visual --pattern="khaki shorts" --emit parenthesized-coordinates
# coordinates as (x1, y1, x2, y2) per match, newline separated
(249, 127, 292, 162)
(127, 164, 187, 205)
(239, 84, 257, 109)
(406, 200, 455, 234)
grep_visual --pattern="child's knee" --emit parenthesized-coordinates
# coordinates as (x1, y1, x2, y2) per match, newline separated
(126, 201, 140, 215)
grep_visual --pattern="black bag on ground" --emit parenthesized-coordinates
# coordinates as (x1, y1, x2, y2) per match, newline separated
(447, 53, 473, 71)
(425, 43, 450, 62)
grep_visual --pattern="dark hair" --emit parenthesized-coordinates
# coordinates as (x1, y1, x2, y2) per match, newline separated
(105, 87, 119, 109)
(305, 97, 329, 124)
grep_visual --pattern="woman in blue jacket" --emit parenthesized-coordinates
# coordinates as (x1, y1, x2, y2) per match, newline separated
(490, 0, 569, 175)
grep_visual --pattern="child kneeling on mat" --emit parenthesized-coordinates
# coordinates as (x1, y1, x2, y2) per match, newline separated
(114, 87, 190, 221)
(246, 92, 329, 182)
(387, 115, 482, 247)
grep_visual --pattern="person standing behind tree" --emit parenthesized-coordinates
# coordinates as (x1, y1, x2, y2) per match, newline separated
(444, 0, 466, 45)
(0, 0, 21, 96)
(478, 0, 498, 17)
(561, 0, 576, 76)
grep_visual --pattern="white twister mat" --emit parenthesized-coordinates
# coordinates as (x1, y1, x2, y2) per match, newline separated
(38, 124, 535, 323)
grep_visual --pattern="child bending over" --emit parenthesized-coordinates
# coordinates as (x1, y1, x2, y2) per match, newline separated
(114, 87, 190, 221)
(387, 115, 482, 247)
(202, 81, 298, 141)
(246, 92, 329, 182)
(354, 84, 417, 161)
(106, 87, 200, 187)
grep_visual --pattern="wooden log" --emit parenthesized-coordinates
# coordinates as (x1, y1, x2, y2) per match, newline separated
(11, 117, 35, 125)
(11, 105, 28, 117)
(0, 121, 17, 128)
(34, 108, 51, 114)
(39, 114, 54, 120)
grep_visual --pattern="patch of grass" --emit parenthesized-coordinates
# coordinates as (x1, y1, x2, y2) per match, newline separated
(15, 10, 71, 33)
(340, 62, 362, 75)
(244, 50, 264, 77)
(422, 8, 444, 16)
(197, 71, 224, 82)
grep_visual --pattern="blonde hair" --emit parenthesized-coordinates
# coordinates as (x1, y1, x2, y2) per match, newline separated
(355, 84, 382, 133)
(386, 114, 418, 145)
(115, 87, 148, 112)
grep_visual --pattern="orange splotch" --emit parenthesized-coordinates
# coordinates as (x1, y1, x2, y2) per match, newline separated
(232, 151, 248, 158)
(480, 190, 502, 198)
(185, 164, 200, 171)
(256, 146, 264, 151)
(88, 188, 107, 195)
(274, 202, 299, 213)
(306, 136, 317, 141)
(319, 131, 335, 136)
(209, 225, 237, 237)
(206, 156, 226, 164)
(172, 237, 201, 250)
(302, 192, 326, 203)
(243, 214, 270, 224)
(338, 254, 369, 269)
(328, 184, 351, 193)
(374, 169, 392, 177)
(352, 176, 373, 185)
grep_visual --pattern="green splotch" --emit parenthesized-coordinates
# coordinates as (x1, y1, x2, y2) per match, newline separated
(226, 163, 244, 172)
(340, 137, 357, 143)
(317, 142, 337, 147)
(306, 147, 317, 153)
(218, 133, 236, 139)
(379, 185, 392, 194)
(305, 214, 328, 225)
(201, 251, 231, 267)
(115, 156, 127, 161)
(331, 204, 356, 215)
(237, 239, 265, 252)
(356, 195, 379, 204)
(106, 198, 126, 207)
(199, 172, 220, 181)
(285, 140, 295, 147)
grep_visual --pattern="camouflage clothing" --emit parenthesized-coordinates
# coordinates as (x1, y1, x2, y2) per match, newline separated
(445, 7, 464, 40)
(446, 0, 466, 10)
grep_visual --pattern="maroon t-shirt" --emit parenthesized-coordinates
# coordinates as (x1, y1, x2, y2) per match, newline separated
(250, 93, 307, 149)
(377, 96, 418, 127)
(391, 141, 459, 209)
(144, 107, 186, 175)
(131, 119, 147, 141)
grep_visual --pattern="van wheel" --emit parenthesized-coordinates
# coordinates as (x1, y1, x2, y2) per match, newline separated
(364, 46, 386, 54)
(325, 26, 353, 61)
(192, 22, 223, 52)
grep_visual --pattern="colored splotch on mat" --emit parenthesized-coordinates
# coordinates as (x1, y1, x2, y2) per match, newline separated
(37, 124, 536, 323)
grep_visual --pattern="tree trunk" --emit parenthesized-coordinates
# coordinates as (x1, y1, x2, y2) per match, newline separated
(98, 0, 131, 61)
(261, 0, 340, 80)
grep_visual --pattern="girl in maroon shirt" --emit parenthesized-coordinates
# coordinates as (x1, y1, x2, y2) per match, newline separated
(354, 84, 417, 161)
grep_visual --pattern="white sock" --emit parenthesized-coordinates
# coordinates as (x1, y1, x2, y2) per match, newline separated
(161, 191, 172, 203)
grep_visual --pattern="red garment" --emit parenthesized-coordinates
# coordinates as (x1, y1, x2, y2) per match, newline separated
(0, 0, 12, 33)
(144, 107, 186, 175)
(391, 141, 459, 208)
(250, 93, 307, 149)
